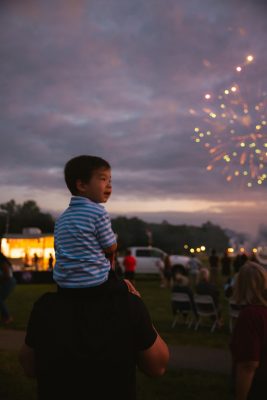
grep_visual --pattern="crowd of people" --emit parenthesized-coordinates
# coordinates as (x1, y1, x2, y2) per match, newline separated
(170, 247, 267, 400)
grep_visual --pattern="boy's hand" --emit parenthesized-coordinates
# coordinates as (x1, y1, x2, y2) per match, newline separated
(124, 279, 141, 297)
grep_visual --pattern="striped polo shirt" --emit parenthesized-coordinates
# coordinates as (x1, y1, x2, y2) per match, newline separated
(53, 196, 116, 288)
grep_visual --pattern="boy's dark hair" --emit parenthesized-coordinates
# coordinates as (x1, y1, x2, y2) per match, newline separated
(64, 155, 111, 195)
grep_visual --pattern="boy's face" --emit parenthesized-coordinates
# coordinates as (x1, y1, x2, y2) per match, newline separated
(76, 167, 112, 203)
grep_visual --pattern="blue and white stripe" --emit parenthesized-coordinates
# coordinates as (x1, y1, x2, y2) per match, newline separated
(53, 196, 116, 288)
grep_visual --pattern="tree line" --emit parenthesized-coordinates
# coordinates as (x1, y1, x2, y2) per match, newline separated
(0, 200, 230, 255)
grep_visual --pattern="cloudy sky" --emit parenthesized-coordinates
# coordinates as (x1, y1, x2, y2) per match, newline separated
(1, 0, 267, 239)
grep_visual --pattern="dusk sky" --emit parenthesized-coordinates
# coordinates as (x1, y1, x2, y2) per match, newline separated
(1, 0, 267, 240)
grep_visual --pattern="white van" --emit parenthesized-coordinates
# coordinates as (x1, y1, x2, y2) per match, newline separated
(117, 246, 166, 274)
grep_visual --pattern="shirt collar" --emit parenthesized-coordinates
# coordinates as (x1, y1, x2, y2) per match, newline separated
(69, 196, 93, 206)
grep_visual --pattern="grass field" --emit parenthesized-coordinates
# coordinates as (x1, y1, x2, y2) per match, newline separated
(4, 275, 233, 348)
(0, 275, 234, 399)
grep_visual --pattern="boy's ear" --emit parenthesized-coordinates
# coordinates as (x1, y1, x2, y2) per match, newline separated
(76, 179, 86, 193)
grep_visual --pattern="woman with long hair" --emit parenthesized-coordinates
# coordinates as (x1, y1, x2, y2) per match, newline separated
(230, 261, 267, 400)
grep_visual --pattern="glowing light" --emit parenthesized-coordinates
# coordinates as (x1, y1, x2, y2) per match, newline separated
(190, 248, 195, 253)
(236, 66, 242, 72)
(205, 94, 211, 99)
(209, 112, 217, 118)
(200, 246, 206, 251)
(246, 55, 254, 62)
(252, 248, 257, 253)
(184, 244, 189, 249)
(227, 247, 234, 253)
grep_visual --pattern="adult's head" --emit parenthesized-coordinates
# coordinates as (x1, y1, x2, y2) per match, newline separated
(64, 155, 111, 195)
(0, 251, 11, 265)
(197, 268, 210, 282)
(174, 273, 189, 287)
(255, 246, 267, 267)
(233, 261, 267, 306)
(223, 249, 229, 257)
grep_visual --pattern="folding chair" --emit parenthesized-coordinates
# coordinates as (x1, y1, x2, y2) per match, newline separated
(194, 294, 219, 333)
(171, 292, 196, 328)
(228, 299, 243, 333)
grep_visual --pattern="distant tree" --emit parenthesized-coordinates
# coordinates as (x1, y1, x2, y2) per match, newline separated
(111, 217, 147, 251)
(0, 201, 230, 253)
(200, 221, 229, 252)
(0, 199, 55, 234)
(111, 216, 230, 255)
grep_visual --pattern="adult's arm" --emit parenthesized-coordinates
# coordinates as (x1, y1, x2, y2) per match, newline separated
(19, 344, 36, 378)
(235, 361, 259, 400)
(137, 328, 169, 377)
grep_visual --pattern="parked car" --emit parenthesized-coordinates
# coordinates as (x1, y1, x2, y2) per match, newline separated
(117, 247, 191, 275)
(117, 246, 167, 274)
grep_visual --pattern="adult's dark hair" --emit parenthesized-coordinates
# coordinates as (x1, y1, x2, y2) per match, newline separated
(64, 155, 110, 195)
(0, 251, 11, 266)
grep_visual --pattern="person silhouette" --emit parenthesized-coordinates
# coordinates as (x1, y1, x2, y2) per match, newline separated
(48, 254, 54, 270)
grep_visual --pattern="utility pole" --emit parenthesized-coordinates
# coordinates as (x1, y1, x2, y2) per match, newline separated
(146, 229, 153, 248)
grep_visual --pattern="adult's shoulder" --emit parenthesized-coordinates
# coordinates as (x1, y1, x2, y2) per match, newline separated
(127, 292, 157, 350)
(127, 292, 151, 317)
(127, 292, 146, 306)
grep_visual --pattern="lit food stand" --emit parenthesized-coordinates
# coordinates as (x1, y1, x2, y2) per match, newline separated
(0, 228, 55, 284)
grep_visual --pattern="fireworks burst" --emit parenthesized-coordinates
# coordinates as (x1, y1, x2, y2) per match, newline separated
(193, 55, 267, 188)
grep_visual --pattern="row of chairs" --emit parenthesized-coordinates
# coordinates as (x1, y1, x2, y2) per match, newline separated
(171, 292, 242, 333)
